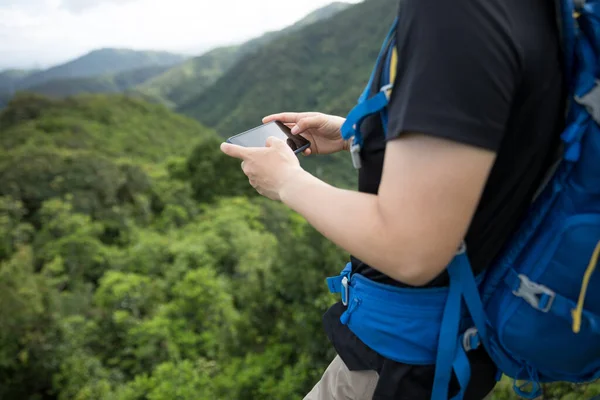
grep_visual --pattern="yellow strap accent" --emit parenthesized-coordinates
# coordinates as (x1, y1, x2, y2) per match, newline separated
(389, 47, 398, 87)
(572, 240, 600, 333)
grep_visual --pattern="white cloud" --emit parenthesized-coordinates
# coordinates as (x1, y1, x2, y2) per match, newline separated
(0, 0, 360, 70)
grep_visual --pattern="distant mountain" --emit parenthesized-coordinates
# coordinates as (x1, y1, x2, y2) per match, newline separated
(0, 69, 38, 93)
(16, 49, 187, 90)
(133, 46, 240, 108)
(134, 2, 351, 108)
(178, 0, 397, 186)
(23, 65, 171, 99)
(180, 0, 394, 132)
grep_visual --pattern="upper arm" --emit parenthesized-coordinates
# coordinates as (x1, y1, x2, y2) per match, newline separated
(377, 134, 495, 285)
(387, 0, 522, 150)
(375, 0, 521, 284)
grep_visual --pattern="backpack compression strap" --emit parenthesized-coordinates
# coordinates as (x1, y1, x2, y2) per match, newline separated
(340, 17, 398, 169)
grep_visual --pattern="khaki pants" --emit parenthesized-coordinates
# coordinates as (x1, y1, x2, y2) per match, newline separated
(304, 355, 494, 400)
(303, 356, 378, 400)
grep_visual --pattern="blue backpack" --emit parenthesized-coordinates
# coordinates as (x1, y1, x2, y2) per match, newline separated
(328, 0, 600, 398)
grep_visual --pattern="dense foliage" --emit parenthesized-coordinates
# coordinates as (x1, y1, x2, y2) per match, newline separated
(0, 94, 348, 400)
(0, 90, 597, 400)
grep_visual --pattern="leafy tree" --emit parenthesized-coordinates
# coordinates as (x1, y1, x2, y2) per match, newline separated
(186, 135, 258, 203)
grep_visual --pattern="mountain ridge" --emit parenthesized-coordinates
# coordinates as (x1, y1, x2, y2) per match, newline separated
(8, 49, 187, 93)
(133, 2, 352, 107)
(20, 65, 173, 99)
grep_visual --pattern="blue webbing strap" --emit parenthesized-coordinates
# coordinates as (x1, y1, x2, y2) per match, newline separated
(341, 17, 399, 161)
(358, 17, 399, 104)
(431, 255, 465, 400)
(341, 91, 391, 146)
(432, 249, 491, 400)
(452, 338, 472, 400)
(452, 252, 490, 350)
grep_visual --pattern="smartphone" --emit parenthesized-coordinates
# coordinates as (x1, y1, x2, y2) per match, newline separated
(226, 121, 311, 154)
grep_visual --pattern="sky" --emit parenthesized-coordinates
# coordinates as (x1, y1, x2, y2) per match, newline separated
(0, 0, 359, 70)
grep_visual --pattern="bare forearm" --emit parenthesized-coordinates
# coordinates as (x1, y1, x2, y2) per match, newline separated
(280, 170, 424, 285)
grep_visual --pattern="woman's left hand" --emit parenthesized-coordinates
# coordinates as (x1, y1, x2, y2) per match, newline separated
(220, 136, 305, 201)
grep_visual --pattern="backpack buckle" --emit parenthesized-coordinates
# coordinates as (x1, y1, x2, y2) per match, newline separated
(341, 276, 350, 306)
(462, 327, 480, 352)
(512, 274, 556, 313)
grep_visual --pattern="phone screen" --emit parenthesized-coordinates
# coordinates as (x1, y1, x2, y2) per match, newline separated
(227, 121, 310, 153)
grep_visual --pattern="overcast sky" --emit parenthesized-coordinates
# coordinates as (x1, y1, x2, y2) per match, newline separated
(0, 0, 359, 70)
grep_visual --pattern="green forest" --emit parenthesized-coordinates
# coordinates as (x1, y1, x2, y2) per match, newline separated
(0, 0, 598, 399)
(0, 94, 346, 399)
(0, 92, 597, 399)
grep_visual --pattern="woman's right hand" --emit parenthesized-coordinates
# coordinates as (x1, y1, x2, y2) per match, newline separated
(262, 112, 347, 156)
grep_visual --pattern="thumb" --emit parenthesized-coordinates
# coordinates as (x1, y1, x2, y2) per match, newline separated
(220, 142, 250, 159)
(266, 136, 288, 149)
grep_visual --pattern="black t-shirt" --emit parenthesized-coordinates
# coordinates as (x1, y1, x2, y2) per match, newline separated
(323, 0, 565, 398)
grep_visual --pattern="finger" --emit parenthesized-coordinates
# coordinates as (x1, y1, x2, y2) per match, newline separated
(303, 148, 312, 156)
(265, 136, 287, 149)
(262, 112, 318, 124)
(220, 142, 250, 160)
(262, 113, 300, 124)
(290, 115, 323, 135)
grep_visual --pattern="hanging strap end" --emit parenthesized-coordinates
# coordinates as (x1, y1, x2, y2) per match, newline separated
(350, 142, 362, 169)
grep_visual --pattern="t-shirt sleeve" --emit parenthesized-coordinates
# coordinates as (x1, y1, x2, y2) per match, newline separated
(386, 0, 522, 151)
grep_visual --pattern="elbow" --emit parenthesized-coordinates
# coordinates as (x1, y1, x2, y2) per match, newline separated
(384, 245, 457, 287)
(395, 265, 442, 287)
(373, 205, 461, 287)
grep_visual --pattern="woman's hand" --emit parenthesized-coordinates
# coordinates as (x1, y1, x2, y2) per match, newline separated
(220, 136, 306, 201)
(262, 112, 347, 156)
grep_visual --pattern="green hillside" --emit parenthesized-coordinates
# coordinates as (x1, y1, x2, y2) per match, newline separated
(1, 92, 596, 400)
(133, 46, 240, 108)
(134, 2, 351, 108)
(20, 65, 171, 99)
(0, 93, 206, 163)
(17, 49, 187, 90)
(179, 0, 394, 131)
